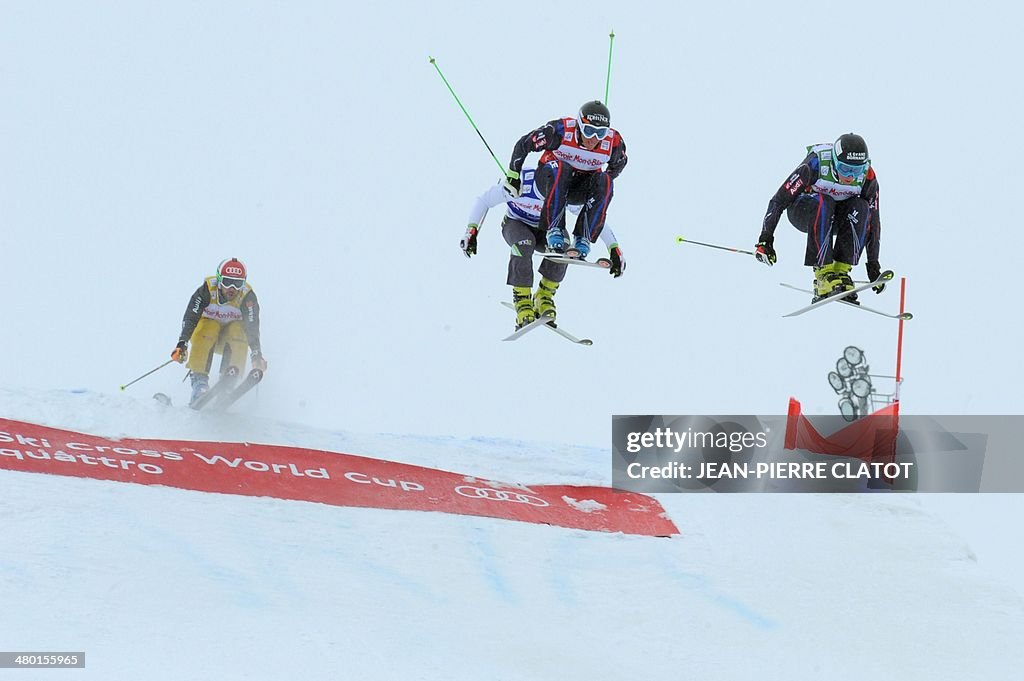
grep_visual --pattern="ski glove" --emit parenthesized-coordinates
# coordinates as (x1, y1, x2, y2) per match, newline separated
(460, 224, 479, 257)
(753, 233, 774, 266)
(171, 341, 188, 364)
(866, 261, 885, 294)
(609, 244, 626, 278)
(503, 170, 521, 198)
(250, 350, 268, 372)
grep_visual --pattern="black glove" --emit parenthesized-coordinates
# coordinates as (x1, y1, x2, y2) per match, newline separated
(503, 171, 521, 198)
(866, 261, 885, 294)
(755, 232, 777, 266)
(609, 244, 626, 278)
(460, 224, 479, 257)
(171, 340, 188, 364)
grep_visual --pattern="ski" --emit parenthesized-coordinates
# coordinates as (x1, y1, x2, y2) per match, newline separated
(188, 369, 239, 410)
(151, 368, 263, 411)
(782, 270, 895, 318)
(500, 302, 593, 345)
(209, 369, 264, 411)
(541, 323, 594, 345)
(534, 252, 612, 269)
(501, 313, 556, 341)
(779, 283, 913, 320)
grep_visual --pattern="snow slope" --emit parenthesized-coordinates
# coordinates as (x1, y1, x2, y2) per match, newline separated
(2, 389, 1022, 680)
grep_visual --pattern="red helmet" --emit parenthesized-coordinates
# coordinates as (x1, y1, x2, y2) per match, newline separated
(217, 258, 247, 290)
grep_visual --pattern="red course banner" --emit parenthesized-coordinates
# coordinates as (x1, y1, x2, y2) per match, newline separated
(0, 418, 678, 537)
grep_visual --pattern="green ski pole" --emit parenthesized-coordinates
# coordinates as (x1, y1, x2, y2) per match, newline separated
(428, 56, 511, 179)
(676, 236, 757, 257)
(605, 30, 615, 105)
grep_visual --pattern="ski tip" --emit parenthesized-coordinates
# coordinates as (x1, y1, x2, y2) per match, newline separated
(579, 339, 594, 346)
(899, 312, 914, 321)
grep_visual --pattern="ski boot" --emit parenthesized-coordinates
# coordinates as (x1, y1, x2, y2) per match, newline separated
(567, 237, 591, 260)
(812, 263, 841, 303)
(512, 286, 536, 330)
(534, 277, 559, 322)
(189, 372, 210, 406)
(546, 226, 568, 254)
(832, 261, 858, 304)
(812, 262, 859, 304)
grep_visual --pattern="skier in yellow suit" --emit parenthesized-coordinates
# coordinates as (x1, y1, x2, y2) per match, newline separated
(170, 258, 268, 405)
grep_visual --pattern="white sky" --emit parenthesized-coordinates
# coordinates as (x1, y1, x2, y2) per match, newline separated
(4, 1, 1021, 444)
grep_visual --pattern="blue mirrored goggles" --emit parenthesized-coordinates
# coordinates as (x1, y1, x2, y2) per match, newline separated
(219, 276, 245, 290)
(834, 159, 869, 181)
(579, 123, 610, 140)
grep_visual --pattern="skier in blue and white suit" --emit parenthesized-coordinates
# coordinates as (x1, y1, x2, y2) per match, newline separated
(461, 167, 625, 329)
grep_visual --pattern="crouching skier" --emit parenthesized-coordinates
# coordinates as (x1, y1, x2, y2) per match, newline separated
(170, 257, 268, 407)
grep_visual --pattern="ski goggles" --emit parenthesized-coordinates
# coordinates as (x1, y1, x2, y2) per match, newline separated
(579, 122, 610, 140)
(219, 276, 245, 290)
(834, 159, 868, 183)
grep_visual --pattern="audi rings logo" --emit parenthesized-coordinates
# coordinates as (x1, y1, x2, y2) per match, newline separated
(454, 485, 549, 507)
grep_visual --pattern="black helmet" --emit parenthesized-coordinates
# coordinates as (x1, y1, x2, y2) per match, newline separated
(578, 100, 611, 128)
(833, 133, 869, 164)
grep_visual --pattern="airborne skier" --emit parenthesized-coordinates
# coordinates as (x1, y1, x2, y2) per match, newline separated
(753, 133, 888, 303)
(500, 100, 627, 329)
(462, 166, 625, 331)
(170, 258, 268, 406)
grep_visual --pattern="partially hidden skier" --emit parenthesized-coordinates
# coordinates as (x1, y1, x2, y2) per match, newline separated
(504, 100, 627, 262)
(753, 133, 887, 303)
(170, 258, 268, 405)
(461, 166, 625, 330)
